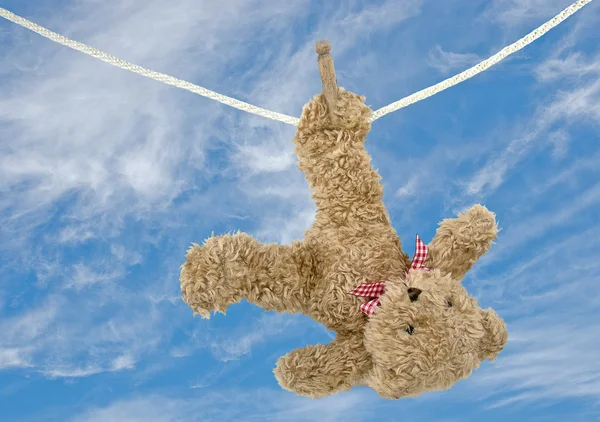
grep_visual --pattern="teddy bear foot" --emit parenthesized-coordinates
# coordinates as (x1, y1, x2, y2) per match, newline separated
(274, 346, 352, 398)
(428, 204, 499, 280)
(273, 336, 370, 398)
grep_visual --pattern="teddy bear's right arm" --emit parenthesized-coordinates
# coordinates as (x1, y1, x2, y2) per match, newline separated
(180, 232, 313, 317)
(293, 91, 392, 231)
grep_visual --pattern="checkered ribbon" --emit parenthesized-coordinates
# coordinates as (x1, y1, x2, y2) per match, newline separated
(410, 234, 429, 272)
(348, 234, 430, 315)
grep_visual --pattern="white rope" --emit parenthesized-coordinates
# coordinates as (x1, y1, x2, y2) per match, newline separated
(0, 7, 300, 126)
(0, 0, 593, 127)
(369, 0, 594, 122)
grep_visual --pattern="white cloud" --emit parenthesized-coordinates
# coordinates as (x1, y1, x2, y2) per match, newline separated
(470, 269, 600, 405)
(2, 0, 599, 417)
(209, 312, 311, 362)
(66, 263, 124, 290)
(0, 0, 427, 247)
(0, 298, 61, 343)
(484, 0, 580, 27)
(396, 175, 419, 197)
(428, 45, 482, 74)
(0, 271, 180, 378)
(70, 388, 383, 422)
(0, 348, 32, 369)
(55, 224, 97, 244)
(481, 321, 600, 407)
(466, 189, 600, 303)
(462, 130, 534, 196)
(254, 206, 316, 245)
(534, 52, 600, 81)
(43, 366, 106, 379)
(71, 395, 188, 422)
(70, 385, 465, 422)
(456, 218, 600, 406)
(418, 10, 600, 409)
(233, 142, 296, 174)
(42, 354, 139, 379)
(0, 0, 311, 241)
(111, 354, 136, 371)
(460, 50, 600, 199)
(0, 0, 324, 381)
(532, 149, 600, 195)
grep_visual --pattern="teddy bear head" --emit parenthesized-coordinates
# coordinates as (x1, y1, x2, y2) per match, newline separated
(364, 269, 507, 399)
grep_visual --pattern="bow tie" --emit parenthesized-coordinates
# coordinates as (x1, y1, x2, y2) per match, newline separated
(347, 234, 430, 315)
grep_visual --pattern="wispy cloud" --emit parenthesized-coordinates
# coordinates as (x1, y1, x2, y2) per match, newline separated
(484, 0, 581, 27)
(230, 0, 427, 243)
(534, 52, 600, 81)
(477, 320, 600, 408)
(480, 182, 600, 268)
(66, 263, 124, 290)
(469, 253, 600, 407)
(0, 348, 32, 369)
(427, 45, 482, 74)
(70, 388, 404, 422)
(461, 210, 600, 406)
(459, 42, 600, 201)
(2, 0, 599, 419)
(42, 354, 135, 378)
(0, 0, 322, 380)
(210, 312, 312, 362)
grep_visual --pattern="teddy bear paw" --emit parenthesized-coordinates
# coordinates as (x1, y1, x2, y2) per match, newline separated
(179, 237, 235, 318)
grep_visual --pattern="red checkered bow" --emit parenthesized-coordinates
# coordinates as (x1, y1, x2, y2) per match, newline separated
(348, 234, 430, 315)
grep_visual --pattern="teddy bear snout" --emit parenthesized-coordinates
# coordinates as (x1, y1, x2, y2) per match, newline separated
(407, 287, 422, 302)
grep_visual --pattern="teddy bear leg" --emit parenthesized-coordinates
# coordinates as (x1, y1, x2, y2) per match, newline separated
(180, 231, 309, 318)
(273, 334, 371, 398)
(426, 204, 499, 279)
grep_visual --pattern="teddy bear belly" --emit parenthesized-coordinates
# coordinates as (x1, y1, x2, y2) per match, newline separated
(303, 271, 375, 333)
(299, 230, 409, 332)
(307, 289, 367, 333)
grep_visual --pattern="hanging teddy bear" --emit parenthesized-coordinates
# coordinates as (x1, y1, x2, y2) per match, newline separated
(180, 42, 507, 399)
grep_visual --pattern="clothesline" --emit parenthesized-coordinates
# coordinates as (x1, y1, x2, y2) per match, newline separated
(0, 0, 594, 126)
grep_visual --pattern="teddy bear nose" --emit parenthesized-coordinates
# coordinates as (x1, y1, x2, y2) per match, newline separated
(407, 288, 422, 302)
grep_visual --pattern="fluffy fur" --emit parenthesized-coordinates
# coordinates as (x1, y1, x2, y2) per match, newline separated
(180, 88, 508, 399)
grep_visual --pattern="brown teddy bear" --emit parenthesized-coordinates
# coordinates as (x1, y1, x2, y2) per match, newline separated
(180, 88, 508, 399)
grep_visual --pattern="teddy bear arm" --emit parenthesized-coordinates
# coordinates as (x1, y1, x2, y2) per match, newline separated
(426, 204, 499, 280)
(273, 334, 371, 398)
(296, 132, 391, 229)
(180, 232, 312, 317)
(293, 93, 392, 231)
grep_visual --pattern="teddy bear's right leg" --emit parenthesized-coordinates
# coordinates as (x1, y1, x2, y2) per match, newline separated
(426, 204, 499, 280)
(180, 231, 310, 318)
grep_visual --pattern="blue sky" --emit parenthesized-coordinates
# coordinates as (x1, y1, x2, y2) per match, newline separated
(0, 0, 599, 421)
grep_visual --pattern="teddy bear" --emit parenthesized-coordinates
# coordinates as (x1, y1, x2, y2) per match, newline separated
(180, 88, 508, 399)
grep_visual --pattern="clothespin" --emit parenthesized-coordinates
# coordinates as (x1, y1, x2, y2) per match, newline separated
(316, 40, 339, 124)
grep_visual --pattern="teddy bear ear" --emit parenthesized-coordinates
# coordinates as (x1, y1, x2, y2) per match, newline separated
(480, 308, 508, 362)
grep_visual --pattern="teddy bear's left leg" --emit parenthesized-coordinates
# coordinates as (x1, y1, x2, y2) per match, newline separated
(273, 334, 371, 398)
(180, 232, 310, 317)
(426, 204, 499, 279)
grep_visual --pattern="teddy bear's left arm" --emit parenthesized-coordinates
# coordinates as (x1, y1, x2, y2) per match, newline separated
(426, 204, 499, 280)
(273, 333, 371, 398)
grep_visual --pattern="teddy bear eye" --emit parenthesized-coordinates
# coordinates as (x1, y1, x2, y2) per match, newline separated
(446, 299, 453, 308)
(405, 325, 415, 335)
